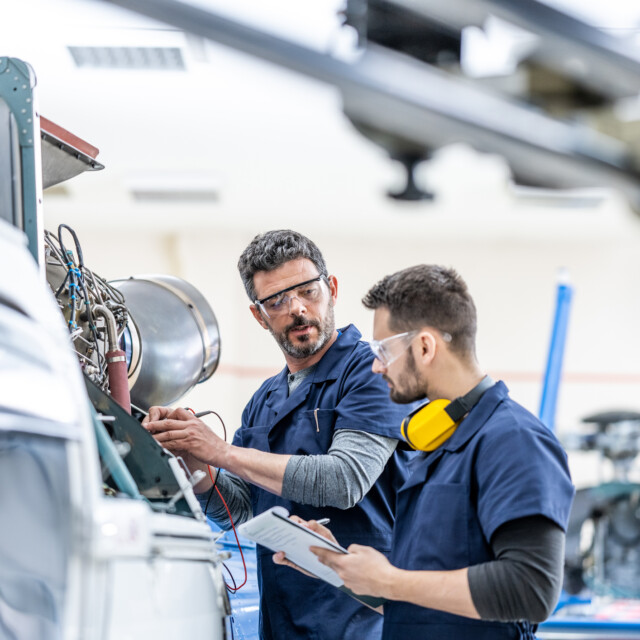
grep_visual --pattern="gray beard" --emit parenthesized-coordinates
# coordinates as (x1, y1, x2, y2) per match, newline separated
(271, 302, 335, 359)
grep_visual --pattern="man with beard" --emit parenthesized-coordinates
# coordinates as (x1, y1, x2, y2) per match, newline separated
(143, 230, 413, 640)
(276, 264, 575, 639)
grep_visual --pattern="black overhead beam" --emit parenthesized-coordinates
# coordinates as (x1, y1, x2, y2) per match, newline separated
(99, 0, 640, 210)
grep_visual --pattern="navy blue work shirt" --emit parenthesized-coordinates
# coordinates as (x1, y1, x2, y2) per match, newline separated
(232, 324, 414, 640)
(383, 381, 575, 640)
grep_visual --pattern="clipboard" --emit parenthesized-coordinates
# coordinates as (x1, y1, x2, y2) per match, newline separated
(237, 506, 386, 612)
(237, 506, 348, 586)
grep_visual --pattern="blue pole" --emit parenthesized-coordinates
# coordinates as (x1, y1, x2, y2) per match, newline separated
(539, 269, 573, 431)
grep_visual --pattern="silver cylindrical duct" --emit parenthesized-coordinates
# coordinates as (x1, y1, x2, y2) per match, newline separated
(111, 275, 220, 410)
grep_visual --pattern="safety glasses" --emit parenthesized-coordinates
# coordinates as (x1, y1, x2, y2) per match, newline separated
(369, 330, 419, 367)
(255, 275, 328, 318)
(370, 328, 452, 367)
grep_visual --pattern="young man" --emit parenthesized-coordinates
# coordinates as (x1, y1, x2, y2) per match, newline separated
(143, 230, 413, 639)
(276, 264, 575, 639)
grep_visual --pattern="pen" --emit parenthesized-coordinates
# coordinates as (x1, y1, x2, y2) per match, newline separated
(316, 518, 330, 526)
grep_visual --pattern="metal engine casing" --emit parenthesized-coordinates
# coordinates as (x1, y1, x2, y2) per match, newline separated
(111, 275, 220, 410)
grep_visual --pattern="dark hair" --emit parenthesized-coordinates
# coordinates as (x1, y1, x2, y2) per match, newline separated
(362, 264, 477, 356)
(237, 230, 328, 301)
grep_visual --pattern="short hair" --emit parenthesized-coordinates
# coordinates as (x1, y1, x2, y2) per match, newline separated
(362, 265, 477, 356)
(237, 230, 328, 301)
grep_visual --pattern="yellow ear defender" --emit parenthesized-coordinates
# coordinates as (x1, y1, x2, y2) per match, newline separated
(400, 376, 494, 451)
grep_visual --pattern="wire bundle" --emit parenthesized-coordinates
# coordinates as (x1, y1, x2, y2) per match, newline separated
(44, 224, 128, 390)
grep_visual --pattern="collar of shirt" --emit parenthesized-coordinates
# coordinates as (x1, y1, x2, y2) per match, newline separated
(287, 364, 317, 395)
(437, 381, 509, 453)
(265, 324, 361, 397)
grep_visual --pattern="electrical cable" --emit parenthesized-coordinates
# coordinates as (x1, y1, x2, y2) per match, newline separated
(45, 224, 129, 388)
(186, 408, 247, 592)
(58, 223, 85, 268)
(61, 233, 104, 374)
(75, 275, 105, 374)
(54, 270, 71, 297)
(215, 483, 248, 592)
(204, 464, 219, 517)
(186, 407, 226, 515)
(193, 409, 227, 441)
(66, 259, 78, 330)
(222, 562, 238, 592)
(186, 407, 222, 516)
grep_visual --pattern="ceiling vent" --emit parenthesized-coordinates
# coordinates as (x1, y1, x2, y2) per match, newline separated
(68, 46, 186, 70)
(130, 188, 219, 203)
(126, 172, 221, 203)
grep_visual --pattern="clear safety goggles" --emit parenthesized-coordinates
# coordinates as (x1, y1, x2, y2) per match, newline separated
(370, 328, 452, 367)
(255, 275, 328, 318)
(369, 330, 419, 367)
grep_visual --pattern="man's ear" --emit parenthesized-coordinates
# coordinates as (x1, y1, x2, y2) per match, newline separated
(250, 304, 269, 330)
(416, 331, 437, 365)
(327, 275, 338, 305)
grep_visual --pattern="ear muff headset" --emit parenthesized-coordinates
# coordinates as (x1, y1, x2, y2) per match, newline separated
(401, 376, 495, 451)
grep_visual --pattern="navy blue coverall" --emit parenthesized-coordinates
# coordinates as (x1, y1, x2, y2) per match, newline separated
(233, 324, 413, 640)
(382, 381, 574, 640)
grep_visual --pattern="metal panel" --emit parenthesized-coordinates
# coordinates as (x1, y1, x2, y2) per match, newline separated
(0, 99, 22, 229)
(40, 116, 104, 189)
(0, 57, 42, 266)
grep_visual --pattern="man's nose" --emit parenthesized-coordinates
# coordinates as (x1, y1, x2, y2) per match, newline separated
(288, 295, 307, 315)
(371, 357, 386, 374)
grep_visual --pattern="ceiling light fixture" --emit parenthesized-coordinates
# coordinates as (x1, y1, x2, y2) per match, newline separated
(68, 45, 186, 70)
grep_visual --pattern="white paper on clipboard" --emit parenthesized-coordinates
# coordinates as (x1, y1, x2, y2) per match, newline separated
(237, 506, 348, 587)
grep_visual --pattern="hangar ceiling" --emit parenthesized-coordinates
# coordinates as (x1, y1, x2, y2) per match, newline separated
(2, 0, 640, 236)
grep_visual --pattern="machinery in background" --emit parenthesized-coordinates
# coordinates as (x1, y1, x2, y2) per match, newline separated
(535, 272, 640, 601)
(0, 57, 230, 640)
(530, 272, 640, 636)
(538, 410, 640, 638)
(563, 411, 640, 600)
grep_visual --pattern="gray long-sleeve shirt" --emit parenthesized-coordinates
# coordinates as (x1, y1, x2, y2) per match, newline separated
(197, 428, 397, 527)
(197, 362, 398, 526)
